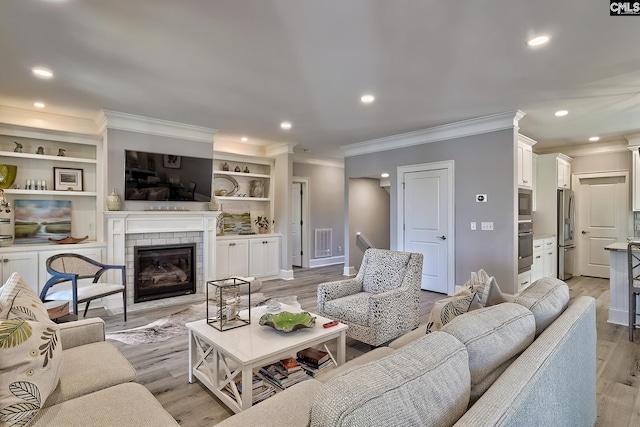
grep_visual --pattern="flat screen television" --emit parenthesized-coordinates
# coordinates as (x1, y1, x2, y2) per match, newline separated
(124, 150, 212, 202)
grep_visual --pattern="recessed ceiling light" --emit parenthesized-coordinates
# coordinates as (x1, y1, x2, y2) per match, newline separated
(240, 137, 248, 142)
(361, 94, 375, 104)
(527, 35, 550, 47)
(280, 121, 292, 130)
(554, 110, 569, 117)
(32, 67, 53, 78)
(589, 136, 600, 142)
(34, 102, 45, 108)
(381, 173, 389, 178)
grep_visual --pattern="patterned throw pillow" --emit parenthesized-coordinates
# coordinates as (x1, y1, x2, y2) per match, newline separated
(0, 273, 63, 427)
(456, 269, 490, 297)
(426, 292, 483, 334)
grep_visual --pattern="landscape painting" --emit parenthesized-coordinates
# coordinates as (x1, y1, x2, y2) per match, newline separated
(14, 200, 72, 244)
(222, 202, 252, 234)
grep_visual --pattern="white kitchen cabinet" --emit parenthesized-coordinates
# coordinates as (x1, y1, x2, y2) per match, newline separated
(0, 251, 38, 293)
(216, 239, 249, 279)
(632, 149, 640, 211)
(518, 269, 532, 292)
(556, 158, 571, 189)
(542, 236, 556, 278)
(531, 238, 544, 283)
(517, 135, 536, 189)
(249, 237, 280, 278)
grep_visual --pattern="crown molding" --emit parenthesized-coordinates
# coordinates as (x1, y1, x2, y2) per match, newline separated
(625, 132, 640, 148)
(518, 133, 537, 146)
(96, 110, 216, 143)
(0, 105, 99, 135)
(292, 154, 344, 168)
(265, 142, 297, 157)
(213, 138, 267, 157)
(342, 110, 525, 157)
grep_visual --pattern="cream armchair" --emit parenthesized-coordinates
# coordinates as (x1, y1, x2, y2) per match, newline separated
(317, 248, 423, 346)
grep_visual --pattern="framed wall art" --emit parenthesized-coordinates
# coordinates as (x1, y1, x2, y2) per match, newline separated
(53, 167, 84, 191)
(163, 154, 181, 169)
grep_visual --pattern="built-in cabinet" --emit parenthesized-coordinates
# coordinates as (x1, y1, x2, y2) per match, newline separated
(631, 149, 640, 211)
(517, 135, 536, 189)
(0, 251, 38, 292)
(518, 269, 531, 292)
(216, 234, 281, 279)
(532, 236, 556, 283)
(556, 157, 572, 189)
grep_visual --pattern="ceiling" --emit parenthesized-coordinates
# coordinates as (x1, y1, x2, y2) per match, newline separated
(1, 0, 639, 160)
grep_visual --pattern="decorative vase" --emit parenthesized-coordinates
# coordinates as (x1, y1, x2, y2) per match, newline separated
(222, 162, 229, 171)
(0, 165, 17, 189)
(106, 189, 122, 211)
(249, 180, 264, 198)
(207, 196, 220, 211)
(258, 227, 268, 234)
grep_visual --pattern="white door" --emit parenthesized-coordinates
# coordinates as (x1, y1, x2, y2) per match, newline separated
(575, 173, 627, 278)
(292, 182, 302, 267)
(403, 168, 449, 293)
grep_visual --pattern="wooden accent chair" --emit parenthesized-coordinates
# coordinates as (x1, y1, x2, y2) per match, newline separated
(40, 253, 127, 321)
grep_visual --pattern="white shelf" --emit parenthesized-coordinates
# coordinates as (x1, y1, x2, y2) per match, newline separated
(217, 196, 269, 202)
(0, 151, 97, 164)
(214, 171, 270, 179)
(3, 189, 97, 197)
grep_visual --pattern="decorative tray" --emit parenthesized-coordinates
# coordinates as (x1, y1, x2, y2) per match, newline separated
(259, 311, 316, 332)
(48, 235, 89, 244)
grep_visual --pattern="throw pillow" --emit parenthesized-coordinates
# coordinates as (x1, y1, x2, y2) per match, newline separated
(484, 277, 509, 306)
(426, 292, 483, 334)
(455, 269, 490, 296)
(0, 273, 63, 427)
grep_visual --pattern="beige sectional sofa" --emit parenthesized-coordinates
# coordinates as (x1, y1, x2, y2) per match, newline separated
(215, 278, 597, 427)
(31, 318, 179, 426)
(0, 272, 178, 427)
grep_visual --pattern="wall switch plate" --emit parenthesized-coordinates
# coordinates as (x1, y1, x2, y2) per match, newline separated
(476, 194, 487, 202)
(481, 222, 494, 231)
(470, 222, 476, 230)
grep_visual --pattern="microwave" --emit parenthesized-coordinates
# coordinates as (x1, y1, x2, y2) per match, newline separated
(518, 188, 533, 221)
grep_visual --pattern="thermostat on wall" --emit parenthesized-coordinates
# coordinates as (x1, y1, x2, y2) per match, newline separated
(476, 194, 487, 202)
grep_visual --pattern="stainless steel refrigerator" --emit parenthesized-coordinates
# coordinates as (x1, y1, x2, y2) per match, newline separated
(557, 189, 576, 280)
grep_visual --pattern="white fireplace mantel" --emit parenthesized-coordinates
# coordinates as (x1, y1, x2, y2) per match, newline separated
(104, 211, 220, 298)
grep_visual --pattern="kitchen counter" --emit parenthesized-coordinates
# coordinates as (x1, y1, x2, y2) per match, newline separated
(533, 233, 555, 240)
(605, 242, 635, 326)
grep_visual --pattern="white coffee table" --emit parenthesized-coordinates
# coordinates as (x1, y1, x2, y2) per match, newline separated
(186, 303, 347, 413)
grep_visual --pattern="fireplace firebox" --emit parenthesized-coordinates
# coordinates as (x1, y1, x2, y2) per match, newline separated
(134, 243, 196, 303)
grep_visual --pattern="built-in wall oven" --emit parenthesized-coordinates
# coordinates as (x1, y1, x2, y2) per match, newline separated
(518, 220, 534, 273)
(518, 188, 533, 221)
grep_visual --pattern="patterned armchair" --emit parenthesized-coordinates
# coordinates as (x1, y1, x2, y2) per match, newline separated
(317, 248, 423, 346)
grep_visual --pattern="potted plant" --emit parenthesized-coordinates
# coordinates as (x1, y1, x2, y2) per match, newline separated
(254, 216, 270, 234)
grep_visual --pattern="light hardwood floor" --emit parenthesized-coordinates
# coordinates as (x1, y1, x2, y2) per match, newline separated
(92, 267, 636, 426)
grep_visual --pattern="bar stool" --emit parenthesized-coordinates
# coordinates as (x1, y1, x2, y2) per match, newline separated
(628, 242, 640, 341)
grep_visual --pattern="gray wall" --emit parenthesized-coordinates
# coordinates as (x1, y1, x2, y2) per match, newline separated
(105, 129, 213, 210)
(345, 128, 518, 293)
(293, 162, 345, 261)
(571, 151, 630, 174)
(348, 178, 390, 270)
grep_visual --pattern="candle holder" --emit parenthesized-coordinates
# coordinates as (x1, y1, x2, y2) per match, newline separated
(206, 277, 250, 331)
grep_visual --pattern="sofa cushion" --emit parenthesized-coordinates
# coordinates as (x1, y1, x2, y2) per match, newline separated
(323, 292, 369, 326)
(362, 249, 410, 293)
(426, 292, 482, 334)
(441, 303, 535, 403)
(0, 273, 63, 427)
(315, 347, 395, 383)
(310, 332, 470, 427)
(32, 382, 179, 427)
(44, 341, 137, 408)
(513, 276, 570, 336)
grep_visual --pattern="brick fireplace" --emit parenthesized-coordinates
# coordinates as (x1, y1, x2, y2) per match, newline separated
(105, 211, 219, 310)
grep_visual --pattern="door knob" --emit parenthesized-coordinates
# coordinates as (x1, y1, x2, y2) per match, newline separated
(581, 230, 589, 235)
(437, 235, 446, 240)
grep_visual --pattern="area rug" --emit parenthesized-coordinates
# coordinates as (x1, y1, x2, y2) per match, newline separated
(106, 294, 300, 345)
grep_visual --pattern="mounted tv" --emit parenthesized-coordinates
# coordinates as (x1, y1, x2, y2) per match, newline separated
(124, 150, 212, 202)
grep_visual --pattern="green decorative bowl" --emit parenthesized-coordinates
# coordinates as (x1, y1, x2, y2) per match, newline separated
(259, 311, 316, 332)
(0, 165, 17, 189)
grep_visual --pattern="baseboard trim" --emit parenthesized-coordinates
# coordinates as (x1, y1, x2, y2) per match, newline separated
(280, 269, 294, 280)
(343, 266, 357, 276)
(309, 256, 345, 269)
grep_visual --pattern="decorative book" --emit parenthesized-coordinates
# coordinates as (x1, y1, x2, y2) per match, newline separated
(297, 347, 330, 366)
